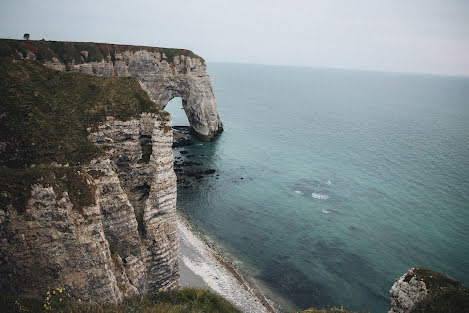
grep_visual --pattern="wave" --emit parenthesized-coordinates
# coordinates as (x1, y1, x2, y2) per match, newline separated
(311, 193, 329, 200)
(322, 210, 332, 214)
(294, 190, 303, 195)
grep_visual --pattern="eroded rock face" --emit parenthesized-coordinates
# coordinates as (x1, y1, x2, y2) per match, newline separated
(0, 113, 179, 302)
(43, 49, 223, 141)
(388, 268, 428, 313)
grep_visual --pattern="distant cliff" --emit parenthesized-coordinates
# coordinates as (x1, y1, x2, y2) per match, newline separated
(0, 54, 180, 302)
(0, 39, 223, 140)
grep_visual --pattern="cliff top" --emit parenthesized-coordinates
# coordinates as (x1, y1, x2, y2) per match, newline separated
(0, 39, 205, 65)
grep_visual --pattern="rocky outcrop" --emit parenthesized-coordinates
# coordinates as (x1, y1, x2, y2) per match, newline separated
(388, 267, 469, 313)
(388, 268, 428, 313)
(4, 40, 223, 141)
(0, 111, 179, 301)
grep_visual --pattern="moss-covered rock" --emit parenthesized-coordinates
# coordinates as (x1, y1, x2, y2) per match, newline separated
(389, 267, 469, 313)
(407, 268, 469, 313)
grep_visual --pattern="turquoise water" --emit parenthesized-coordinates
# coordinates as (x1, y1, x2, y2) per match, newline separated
(166, 64, 469, 313)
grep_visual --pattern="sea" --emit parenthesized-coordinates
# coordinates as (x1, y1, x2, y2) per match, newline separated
(166, 63, 469, 313)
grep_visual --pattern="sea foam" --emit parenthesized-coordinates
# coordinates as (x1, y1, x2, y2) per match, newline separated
(312, 193, 329, 200)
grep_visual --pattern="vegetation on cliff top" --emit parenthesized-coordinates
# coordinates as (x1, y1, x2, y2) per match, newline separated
(0, 287, 241, 313)
(0, 57, 169, 212)
(407, 268, 469, 313)
(0, 38, 205, 65)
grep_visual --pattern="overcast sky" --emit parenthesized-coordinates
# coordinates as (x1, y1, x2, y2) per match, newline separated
(1, 0, 468, 76)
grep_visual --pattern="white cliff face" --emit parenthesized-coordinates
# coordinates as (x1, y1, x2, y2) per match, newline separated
(0, 113, 179, 302)
(388, 268, 428, 313)
(87, 113, 179, 294)
(43, 49, 223, 141)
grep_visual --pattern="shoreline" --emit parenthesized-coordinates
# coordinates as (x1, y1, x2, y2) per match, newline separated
(177, 213, 277, 313)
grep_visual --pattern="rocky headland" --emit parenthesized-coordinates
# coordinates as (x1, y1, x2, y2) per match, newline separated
(0, 39, 223, 303)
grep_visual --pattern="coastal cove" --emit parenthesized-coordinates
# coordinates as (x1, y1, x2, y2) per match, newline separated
(167, 63, 469, 313)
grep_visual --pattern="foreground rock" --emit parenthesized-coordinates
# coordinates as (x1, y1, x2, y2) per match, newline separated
(388, 267, 469, 313)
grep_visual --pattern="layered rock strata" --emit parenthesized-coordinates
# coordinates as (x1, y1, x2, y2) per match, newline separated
(0, 113, 179, 302)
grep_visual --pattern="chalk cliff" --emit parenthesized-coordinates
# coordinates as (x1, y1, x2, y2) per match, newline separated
(0, 50, 186, 302)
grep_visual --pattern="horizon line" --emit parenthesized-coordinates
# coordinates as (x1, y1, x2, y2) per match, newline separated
(207, 60, 469, 80)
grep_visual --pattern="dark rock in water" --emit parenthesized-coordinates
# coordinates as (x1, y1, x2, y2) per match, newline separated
(186, 154, 195, 158)
(240, 177, 244, 180)
(204, 169, 216, 174)
(182, 161, 203, 166)
(180, 151, 189, 155)
(172, 126, 193, 147)
(186, 170, 203, 177)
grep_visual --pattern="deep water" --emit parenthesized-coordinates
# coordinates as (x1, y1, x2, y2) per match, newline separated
(166, 64, 469, 313)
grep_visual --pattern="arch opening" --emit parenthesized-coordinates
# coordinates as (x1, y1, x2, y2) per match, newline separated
(165, 97, 190, 127)
(165, 97, 193, 147)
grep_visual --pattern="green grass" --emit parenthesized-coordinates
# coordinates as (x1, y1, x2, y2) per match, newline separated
(0, 58, 170, 212)
(0, 288, 241, 313)
(0, 39, 205, 65)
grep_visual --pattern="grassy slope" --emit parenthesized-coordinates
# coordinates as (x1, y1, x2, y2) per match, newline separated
(0, 58, 169, 213)
(0, 39, 204, 65)
(0, 288, 241, 313)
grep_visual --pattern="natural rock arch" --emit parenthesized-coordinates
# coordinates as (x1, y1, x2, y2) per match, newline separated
(125, 52, 223, 141)
(41, 46, 223, 141)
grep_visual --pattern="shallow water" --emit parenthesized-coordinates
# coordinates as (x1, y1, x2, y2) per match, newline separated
(166, 63, 469, 313)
